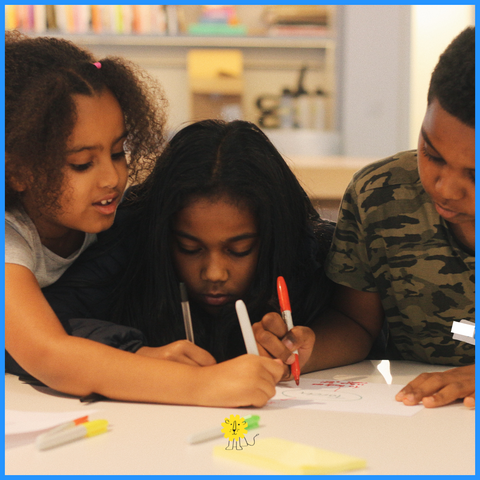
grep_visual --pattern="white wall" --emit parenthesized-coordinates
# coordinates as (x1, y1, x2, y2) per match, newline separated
(339, 4, 475, 157)
(409, 5, 475, 147)
(339, 5, 411, 158)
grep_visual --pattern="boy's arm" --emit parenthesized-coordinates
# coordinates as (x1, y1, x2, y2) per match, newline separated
(256, 283, 475, 408)
(254, 283, 385, 373)
(303, 285, 384, 371)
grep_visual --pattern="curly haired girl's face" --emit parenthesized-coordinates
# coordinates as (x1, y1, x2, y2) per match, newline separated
(22, 89, 128, 256)
(172, 196, 260, 316)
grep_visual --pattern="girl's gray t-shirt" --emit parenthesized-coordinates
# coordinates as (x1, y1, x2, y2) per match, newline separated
(5, 207, 96, 288)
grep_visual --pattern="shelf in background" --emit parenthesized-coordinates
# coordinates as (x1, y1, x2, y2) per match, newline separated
(32, 32, 335, 50)
(286, 154, 377, 200)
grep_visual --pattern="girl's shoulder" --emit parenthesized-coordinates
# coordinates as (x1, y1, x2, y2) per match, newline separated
(6, 205, 32, 229)
(5, 205, 39, 257)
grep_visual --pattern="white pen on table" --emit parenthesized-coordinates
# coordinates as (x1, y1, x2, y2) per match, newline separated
(36, 419, 108, 451)
(187, 414, 260, 444)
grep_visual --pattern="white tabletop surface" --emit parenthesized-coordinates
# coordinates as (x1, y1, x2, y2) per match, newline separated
(5, 360, 475, 475)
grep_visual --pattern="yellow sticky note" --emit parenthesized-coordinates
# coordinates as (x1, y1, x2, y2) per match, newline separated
(213, 437, 367, 475)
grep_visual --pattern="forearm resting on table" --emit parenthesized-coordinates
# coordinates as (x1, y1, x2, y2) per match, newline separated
(6, 323, 210, 404)
(302, 308, 376, 373)
(5, 264, 214, 405)
(7, 264, 281, 407)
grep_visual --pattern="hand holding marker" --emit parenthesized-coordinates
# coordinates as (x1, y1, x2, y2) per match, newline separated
(277, 276, 301, 385)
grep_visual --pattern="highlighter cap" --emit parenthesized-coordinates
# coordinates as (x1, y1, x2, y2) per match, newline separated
(85, 419, 109, 437)
(245, 415, 260, 430)
(277, 276, 291, 312)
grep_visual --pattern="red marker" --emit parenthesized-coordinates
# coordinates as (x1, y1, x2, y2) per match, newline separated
(277, 276, 301, 386)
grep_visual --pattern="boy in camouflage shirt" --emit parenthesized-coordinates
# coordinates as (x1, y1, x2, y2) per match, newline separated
(255, 27, 474, 408)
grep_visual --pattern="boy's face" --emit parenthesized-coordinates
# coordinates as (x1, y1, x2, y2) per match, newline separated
(417, 98, 475, 245)
(171, 195, 260, 317)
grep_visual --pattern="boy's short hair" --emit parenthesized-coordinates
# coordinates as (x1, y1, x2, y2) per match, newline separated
(427, 26, 475, 127)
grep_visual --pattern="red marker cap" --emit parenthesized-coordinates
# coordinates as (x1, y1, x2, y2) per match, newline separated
(277, 276, 291, 312)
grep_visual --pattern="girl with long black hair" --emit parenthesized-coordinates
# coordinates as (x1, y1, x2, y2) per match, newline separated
(42, 119, 335, 405)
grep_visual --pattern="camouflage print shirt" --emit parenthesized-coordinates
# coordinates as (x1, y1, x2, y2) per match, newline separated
(325, 150, 475, 366)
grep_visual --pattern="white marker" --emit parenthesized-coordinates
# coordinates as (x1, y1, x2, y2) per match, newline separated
(36, 420, 108, 451)
(451, 320, 475, 345)
(235, 300, 259, 355)
(187, 415, 260, 444)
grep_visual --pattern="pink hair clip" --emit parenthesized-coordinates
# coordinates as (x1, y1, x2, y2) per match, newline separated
(93, 62, 102, 69)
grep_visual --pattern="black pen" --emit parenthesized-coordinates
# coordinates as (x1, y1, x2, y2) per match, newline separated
(180, 282, 194, 343)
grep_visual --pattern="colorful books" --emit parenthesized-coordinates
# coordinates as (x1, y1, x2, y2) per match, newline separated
(5, 5, 174, 35)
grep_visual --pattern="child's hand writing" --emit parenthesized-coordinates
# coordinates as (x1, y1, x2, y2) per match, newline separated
(136, 341, 216, 367)
(195, 354, 284, 407)
(395, 364, 475, 408)
(253, 312, 315, 381)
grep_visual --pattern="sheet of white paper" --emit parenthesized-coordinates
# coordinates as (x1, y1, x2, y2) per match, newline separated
(5, 409, 98, 435)
(266, 379, 423, 416)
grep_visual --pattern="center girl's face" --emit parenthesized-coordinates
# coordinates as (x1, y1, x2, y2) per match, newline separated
(171, 196, 260, 316)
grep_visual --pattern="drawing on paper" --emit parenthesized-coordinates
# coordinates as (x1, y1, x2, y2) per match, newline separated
(266, 379, 425, 417)
(280, 389, 362, 402)
(278, 380, 365, 402)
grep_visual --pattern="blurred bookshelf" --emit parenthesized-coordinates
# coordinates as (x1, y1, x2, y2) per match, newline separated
(5, 5, 336, 41)
(6, 5, 339, 152)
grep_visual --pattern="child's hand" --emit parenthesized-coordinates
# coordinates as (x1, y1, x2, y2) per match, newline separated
(253, 312, 315, 380)
(196, 355, 284, 407)
(395, 364, 475, 408)
(136, 341, 216, 367)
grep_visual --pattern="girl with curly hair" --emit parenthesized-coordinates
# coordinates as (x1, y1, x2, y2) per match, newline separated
(4, 31, 215, 403)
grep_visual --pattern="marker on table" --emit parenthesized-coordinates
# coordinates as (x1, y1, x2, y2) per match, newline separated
(235, 300, 259, 355)
(44, 415, 90, 436)
(180, 282, 195, 343)
(187, 414, 260, 444)
(277, 276, 301, 386)
(36, 419, 109, 451)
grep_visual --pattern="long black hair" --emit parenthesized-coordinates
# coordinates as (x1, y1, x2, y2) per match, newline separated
(108, 120, 334, 361)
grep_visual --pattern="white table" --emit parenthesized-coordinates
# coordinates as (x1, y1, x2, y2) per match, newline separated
(5, 360, 475, 475)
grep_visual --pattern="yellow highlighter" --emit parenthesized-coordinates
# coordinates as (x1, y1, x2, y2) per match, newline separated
(36, 419, 109, 451)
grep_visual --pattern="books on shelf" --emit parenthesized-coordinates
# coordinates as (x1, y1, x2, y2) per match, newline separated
(267, 25, 330, 38)
(263, 5, 329, 26)
(262, 5, 332, 38)
(5, 5, 177, 35)
(188, 5, 247, 37)
(5, 4, 331, 39)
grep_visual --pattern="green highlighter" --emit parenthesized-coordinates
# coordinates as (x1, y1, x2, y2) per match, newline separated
(187, 415, 260, 445)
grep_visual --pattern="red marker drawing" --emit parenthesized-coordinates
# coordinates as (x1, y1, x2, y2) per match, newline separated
(277, 276, 301, 386)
